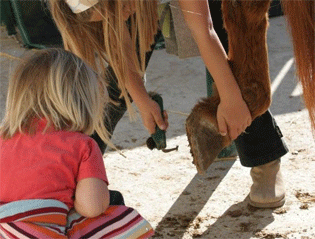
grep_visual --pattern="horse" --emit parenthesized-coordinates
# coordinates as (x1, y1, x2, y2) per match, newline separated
(186, 0, 315, 174)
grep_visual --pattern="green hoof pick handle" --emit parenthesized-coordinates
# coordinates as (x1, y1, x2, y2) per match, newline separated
(146, 92, 167, 150)
(146, 92, 179, 153)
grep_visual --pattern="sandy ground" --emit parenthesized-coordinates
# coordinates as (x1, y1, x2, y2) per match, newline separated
(1, 15, 315, 239)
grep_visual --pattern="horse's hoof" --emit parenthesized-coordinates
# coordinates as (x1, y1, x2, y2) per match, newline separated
(186, 111, 229, 175)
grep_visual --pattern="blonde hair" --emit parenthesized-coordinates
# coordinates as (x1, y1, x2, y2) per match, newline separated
(49, 0, 159, 117)
(0, 48, 113, 148)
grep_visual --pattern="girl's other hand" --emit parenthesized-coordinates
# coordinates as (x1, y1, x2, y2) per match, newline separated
(137, 98, 169, 135)
(216, 95, 252, 140)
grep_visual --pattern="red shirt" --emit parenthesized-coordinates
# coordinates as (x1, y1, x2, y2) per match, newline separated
(0, 120, 108, 208)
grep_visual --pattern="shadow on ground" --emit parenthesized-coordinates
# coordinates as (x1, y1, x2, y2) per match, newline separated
(152, 160, 242, 238)
(198, 200, 276, 239)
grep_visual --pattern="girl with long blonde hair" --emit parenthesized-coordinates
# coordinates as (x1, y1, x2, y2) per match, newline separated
(49, 0, 168, 153)
(0, 48, 154, 238)
(0, 48, 112, 216)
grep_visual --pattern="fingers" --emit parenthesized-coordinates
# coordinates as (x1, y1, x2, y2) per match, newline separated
(147, 119, 157, 135)
(229, 127, 239, 141)
(218, 116, 252, 140)
(217, 114, 227, 137)
(163, 111, 169, 129)
(230, 122, 249, 140)
(163, 111, 168, 121)
(243, 122, 250, 133)
(153, 110, 167, 131)
(241, 117, 252, 135)
(146, 110, 168, 135)
(231, 118, 251, 140)
(247, 117, 252, 127)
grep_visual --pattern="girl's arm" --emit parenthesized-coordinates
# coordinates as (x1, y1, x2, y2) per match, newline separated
(122, 23, 168, 134)
(74, 178, 110, 218)
(178, 0, 252, 140)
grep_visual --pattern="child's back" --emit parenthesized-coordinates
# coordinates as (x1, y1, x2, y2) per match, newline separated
(0, 48, 111, 216)
(0, 118, 107, 208)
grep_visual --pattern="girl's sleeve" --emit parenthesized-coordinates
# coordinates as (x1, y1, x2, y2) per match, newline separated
(77, 139, 109, 185)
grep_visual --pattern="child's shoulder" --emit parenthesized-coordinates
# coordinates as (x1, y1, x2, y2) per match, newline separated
(53, 130, 96, 145)
(55, 131, 101, 157)
(42, 130, 100, 157)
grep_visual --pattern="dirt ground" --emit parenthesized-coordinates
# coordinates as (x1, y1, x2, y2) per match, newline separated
(1, 15, 314, 239)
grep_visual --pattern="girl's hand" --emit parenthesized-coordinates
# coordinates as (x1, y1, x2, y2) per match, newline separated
(137, 97, 169, 135)
(178, 0, 252, 140)
(217, 95, 252, 140)
(120, 22, 168, 135)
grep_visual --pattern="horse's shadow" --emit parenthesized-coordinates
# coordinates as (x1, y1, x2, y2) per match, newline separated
(153, 159, 275, 238)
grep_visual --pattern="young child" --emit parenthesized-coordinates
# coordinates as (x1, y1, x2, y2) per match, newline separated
(0, 49, 154, 238)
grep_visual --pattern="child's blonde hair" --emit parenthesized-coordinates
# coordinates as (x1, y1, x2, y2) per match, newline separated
(0, 49, 112, 148)
(49, 0, 159, 118)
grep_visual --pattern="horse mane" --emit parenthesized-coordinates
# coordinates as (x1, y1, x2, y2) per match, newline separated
(282, 0, 315, 131)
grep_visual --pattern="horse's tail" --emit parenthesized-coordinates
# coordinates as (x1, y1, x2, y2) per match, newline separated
(282, 0, 315, 131)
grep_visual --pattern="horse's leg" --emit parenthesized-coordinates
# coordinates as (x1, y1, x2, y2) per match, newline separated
(281, 0, 315, 131)
(186, 0, 271, 174)
(223, 0, 272, 117)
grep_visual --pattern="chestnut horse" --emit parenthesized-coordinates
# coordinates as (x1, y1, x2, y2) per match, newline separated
(186, 0, 315, 174)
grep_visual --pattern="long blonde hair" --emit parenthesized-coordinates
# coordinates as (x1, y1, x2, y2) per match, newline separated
(49, 0, 159, 117)
(0, 49, 112, 148)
